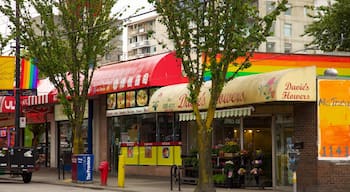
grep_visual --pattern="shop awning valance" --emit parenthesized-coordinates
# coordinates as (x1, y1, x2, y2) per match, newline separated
(89, 52, 188, 95)
(149, 66, 316, 112)
(0, 78, 57, 113)
(178, 106, 254, 121)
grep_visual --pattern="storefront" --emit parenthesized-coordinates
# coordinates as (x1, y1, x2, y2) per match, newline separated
(89, 51, 188, 175)
(148, 66, 316, 187)
(0, 77, 56, 168)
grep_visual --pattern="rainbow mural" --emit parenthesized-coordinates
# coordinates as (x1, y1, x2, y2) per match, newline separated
(20, 58, 38, 89)
(204, 52, 350, 80)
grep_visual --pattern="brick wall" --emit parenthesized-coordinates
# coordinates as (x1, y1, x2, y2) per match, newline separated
(294, 103, 350, 192)
(294, 103, 318, 192)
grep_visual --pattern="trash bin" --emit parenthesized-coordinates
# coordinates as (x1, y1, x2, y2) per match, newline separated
(71, 154, 94, 183)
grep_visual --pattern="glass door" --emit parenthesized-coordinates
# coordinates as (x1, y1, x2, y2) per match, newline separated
(275, 114, 294, 187)
(108, 117, 120, 175)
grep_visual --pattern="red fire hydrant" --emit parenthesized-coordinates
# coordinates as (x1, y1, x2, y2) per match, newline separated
(99, 161, 109, 186)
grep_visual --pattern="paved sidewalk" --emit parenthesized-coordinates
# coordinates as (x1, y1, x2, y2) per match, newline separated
(0, 168, 289, 192)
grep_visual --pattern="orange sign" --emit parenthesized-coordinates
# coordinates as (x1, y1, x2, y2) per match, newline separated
(318, 79, 350, 160)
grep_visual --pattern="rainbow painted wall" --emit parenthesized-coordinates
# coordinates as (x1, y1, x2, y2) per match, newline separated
(204, 52, 350, 79)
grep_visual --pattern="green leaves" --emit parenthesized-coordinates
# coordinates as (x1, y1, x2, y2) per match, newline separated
(304, 0, 350, 52)
(1, 0, 122, 154)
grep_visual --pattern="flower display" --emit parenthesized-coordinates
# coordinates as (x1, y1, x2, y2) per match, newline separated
(250, 167, 262, 175)
(237, 167, 246, 175)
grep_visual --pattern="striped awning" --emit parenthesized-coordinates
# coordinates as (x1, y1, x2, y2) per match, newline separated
(26, 94, 55, 106)
(178, 106, 254, 121)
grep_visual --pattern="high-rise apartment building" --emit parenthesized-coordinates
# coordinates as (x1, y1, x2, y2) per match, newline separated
(125, 12, 174, 60)
(125, 0, 328, 59)
(259, 0, 316, 54)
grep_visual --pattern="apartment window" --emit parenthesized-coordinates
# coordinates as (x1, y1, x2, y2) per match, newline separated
(285, 4, 292, 16)
(270, 21, 276, 35)
(105, 53, 111, 60)
(283, 23, 292, 37)
(304, 7, 312, 17)
(266, 42, 275, 52)
(284, 43, 292, 53)
(142, 47, 151, 54)
(266, 1, 275, 14)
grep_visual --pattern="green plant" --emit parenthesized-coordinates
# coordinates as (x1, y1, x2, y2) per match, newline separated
(182, 148, 199, 168)
(222, 142, 239, 153)
(213, 174, 226, 184)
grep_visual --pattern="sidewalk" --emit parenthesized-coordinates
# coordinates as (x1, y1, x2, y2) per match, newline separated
(1, 167, 288, 192)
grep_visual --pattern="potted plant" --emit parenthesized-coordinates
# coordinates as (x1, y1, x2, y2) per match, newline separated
(213, 174, 227, 187)
(222, 141, 240, 157)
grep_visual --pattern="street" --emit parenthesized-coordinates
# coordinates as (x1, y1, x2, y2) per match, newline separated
(0, 180, 115, 192)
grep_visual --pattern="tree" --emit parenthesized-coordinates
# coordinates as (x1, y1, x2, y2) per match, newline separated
(304, 0, 350, 52)
(0, 34, 13, 55)
(0, 0, 121, 154)
(148, 0, 287, 191)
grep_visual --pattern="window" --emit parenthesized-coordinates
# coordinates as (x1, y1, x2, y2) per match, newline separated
(266, 42, 275, 52)
(141, 47, 151, 54)
(284, 4, 292, 16)
(266, 1, 275, 14)
(270, 21, 276, 35)
(284, 43, 292, 53)
(283, 23, 292, 37)
(152, 46, 157, 53)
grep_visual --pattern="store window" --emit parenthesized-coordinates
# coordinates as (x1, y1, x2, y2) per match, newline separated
(115, 113, 180, 143)
(213, 118, 241, 146)
(58, 120, 88, 170)
(159, 113, 179, 142)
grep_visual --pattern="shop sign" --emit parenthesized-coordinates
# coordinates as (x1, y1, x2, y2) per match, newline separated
(106, 106, 149, 117)
(149, 66, 316, 112)
(317, 79, 350, 160)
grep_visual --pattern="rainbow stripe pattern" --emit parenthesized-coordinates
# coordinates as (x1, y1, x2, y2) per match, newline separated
(204, 52, 350, 80)
(20, 58, 38, 89)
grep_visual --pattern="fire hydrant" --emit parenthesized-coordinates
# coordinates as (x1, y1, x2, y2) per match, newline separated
(98, 161, 109, 186)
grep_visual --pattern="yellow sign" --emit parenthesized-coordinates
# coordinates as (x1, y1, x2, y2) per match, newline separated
(318, 79, 350, 160)
(0, 56, 15, 90)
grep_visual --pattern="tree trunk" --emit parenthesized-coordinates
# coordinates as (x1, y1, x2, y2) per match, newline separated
(195, 123, 215, 192)
(72, 118, 84, 154)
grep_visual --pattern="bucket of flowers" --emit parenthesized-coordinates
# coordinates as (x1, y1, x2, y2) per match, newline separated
(237, 166, 246, 186)
(250, 149, 264, 186)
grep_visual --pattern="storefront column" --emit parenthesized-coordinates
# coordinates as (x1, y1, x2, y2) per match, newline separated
(271, 115, 276, 188)
(239, 117, 244, 150)
(87, 100, 93, 154)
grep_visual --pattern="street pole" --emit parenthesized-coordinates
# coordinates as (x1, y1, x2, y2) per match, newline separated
(14, 0, 21, 147)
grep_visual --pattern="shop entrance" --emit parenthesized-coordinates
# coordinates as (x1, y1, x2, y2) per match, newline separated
(212, 115, 272, 187)
(107, 117, 120, 175)
(243, 116, 272, 187)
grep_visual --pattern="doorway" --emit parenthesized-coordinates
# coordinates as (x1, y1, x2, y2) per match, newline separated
(243, 116, 272, 187)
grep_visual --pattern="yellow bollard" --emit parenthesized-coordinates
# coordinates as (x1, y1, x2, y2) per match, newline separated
(117, 155, 125, 187)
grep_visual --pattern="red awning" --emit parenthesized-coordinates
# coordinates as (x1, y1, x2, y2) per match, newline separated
(89, 52, 188, 95)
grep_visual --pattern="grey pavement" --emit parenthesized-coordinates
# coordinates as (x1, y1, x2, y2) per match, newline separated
(0, 167, 289, 192)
